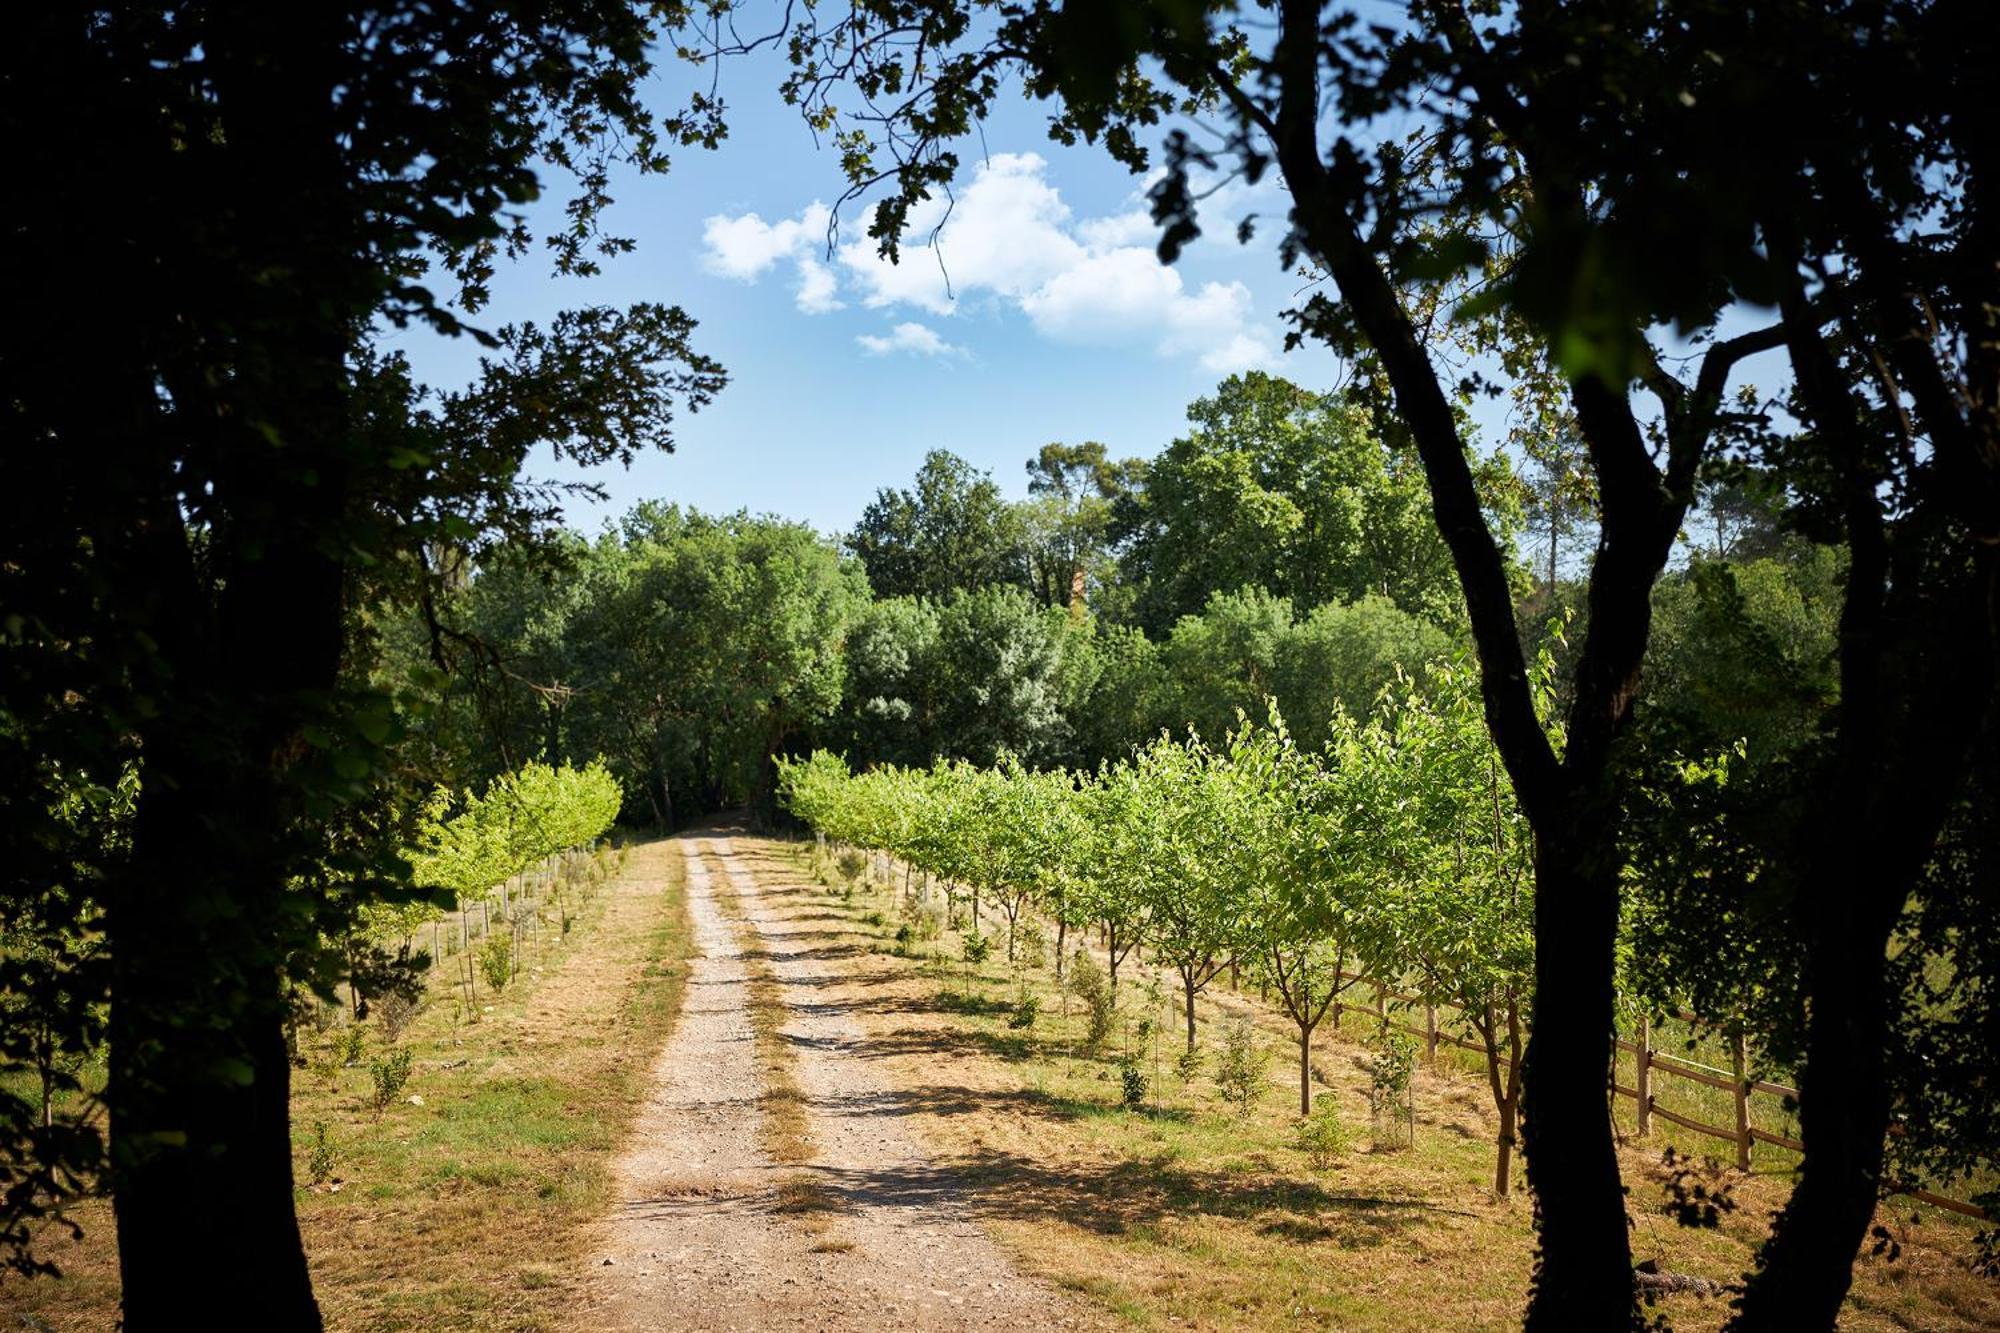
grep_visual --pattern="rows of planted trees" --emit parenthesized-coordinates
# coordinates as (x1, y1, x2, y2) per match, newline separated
(780, 657, 1547, 1195)
(389, 760, 623, 1005)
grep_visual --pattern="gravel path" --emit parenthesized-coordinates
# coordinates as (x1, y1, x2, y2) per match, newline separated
(581, 833, 1094, 1331)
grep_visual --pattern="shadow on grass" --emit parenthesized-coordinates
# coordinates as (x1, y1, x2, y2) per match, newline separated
(789, 1144, 1439, 1251)
(739, 942, 866, 964)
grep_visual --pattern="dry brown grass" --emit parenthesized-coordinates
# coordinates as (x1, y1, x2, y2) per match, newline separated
(747, 834, 2000, 1333)
(1, 838, 695, 1332)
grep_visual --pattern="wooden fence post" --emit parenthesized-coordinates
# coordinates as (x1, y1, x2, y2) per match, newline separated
(1732, 1031, 1752, 1171)
(1636, 1013, 1653, 1137)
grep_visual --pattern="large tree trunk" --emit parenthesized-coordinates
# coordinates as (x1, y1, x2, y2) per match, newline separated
(109, 657, 328, 1326)
(109, 878, 317, 1327)
(107, 12, 351, 1318)
(1731, 884, 1897, 1330)
(1519, 822, 1634, 1329)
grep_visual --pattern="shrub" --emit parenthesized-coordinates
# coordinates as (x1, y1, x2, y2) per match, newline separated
(1367, 1031, 1418, 1149)
(1215, 1018, 1268, 1118)
(369, 1047, 414, 1114)
(375, 990, 418, 1043)
(338, 1024, 367, 1067)
(1119, 1057, 1149, 1110)
(1008, 992, 1041, 1030)
(1066, 951, 1115, 1050)
(835, 848, 867, 889)
(904, 904, 943, 942)
(306, 1119, 336, 1185)
(1295, 1097, 1351, 1168)
(478, 934, 513, 992)
(893, 922, 916, 956)
(961, 930, 992, 966)
(1176, 1043, 1205, 1084)
(1014, 919, 1048, 970)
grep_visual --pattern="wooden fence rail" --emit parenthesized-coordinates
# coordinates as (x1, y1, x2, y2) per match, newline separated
(849, 846, 1989, 1223)
(1327, 970, 1990, 1221)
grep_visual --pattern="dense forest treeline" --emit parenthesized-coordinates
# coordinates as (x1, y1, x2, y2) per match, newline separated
(402, 368, 1830, 834)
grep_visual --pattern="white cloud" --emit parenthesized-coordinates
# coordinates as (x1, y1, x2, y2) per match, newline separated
(700, 202, 828, 278)
(702, 202, 843, 313)
(1076, 209, 1157, 250)
(700, 154, 1280, 372)
(856, 321, 964, 359)
(795, 257, 842, 314)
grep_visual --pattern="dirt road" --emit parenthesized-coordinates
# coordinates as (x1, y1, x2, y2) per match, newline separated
(579, 833, 1094, 1331)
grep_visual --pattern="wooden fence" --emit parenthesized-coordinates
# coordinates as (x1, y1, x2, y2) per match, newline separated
(849, 844, 1989, 1223)
(1333, 973, 1988, 1221)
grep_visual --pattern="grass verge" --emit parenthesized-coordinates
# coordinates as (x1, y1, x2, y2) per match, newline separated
(3, 839, 694, 1333)
(758, 835, 2000, 1333)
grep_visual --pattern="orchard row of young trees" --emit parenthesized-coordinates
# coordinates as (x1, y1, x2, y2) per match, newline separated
(781, 656, 1541, 1200)
(783, 664, 1548, 1184)
(397, 760, 622, 934)
(781, 646, 1993, 1224)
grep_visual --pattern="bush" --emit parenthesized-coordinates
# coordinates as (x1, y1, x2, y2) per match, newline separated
(1295, 1096, 1351, 1168)
(375, 990, 418, 1043)
(961, 930, 992, 966)
(337, 1024, 367, 1067)
(836, 848, 867, 888)
(1176, 1043, 1205, 1084)
(1066, 951, 1115, 1050)
(1215, 1018, 1268, 1118)
(369, 1046, 414, 1114)
(306, 1119, 336, 1185)
(1008, 992, 1041, 1030)
(1119, 1057, 1149, 1110)
(893, 922, 915, 956)
(1367, 1030, 1418, 1149)
(478, 934, 513, 992)
(1014, 919, 1048, 970)
(904, 904, 943, 942)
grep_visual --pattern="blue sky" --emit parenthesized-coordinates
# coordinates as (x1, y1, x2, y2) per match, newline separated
(393, 49, 1355, 539)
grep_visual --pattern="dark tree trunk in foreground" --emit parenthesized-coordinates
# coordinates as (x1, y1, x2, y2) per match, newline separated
(1733, 867, 1898, 1329)
(1234, 5, 1786, 1319)
(108, 496, 343, 1329)
(100, 7, 350, 1322)
(1732, 237, 2000, 1327)
(1518, 827, 1626, 1268)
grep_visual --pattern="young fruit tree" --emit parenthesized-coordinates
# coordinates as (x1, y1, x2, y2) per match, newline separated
(1224, 707, 1368, 1116)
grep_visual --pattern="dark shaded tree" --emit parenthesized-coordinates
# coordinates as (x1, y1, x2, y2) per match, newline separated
(2, 4, 720, 1321)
